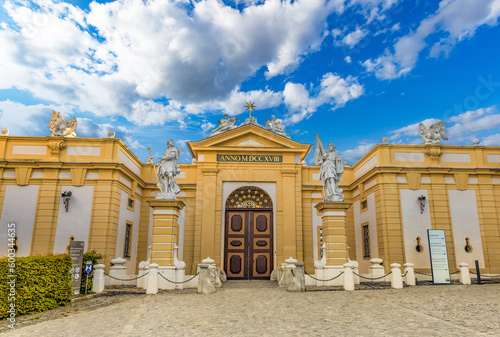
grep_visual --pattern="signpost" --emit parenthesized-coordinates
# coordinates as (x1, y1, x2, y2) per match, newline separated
(69, 241, 84, 296)
(85, 261, 92, 294)
(427, 229, 451, 284)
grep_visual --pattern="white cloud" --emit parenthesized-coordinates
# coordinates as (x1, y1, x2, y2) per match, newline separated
(0, 0, 344, 127)
(341, 28, 368, 48)
(0, 100, 68, 136)
(76, 118, 113, 138)
(447, 106, 500, 138)
(340, 142, 376, 162)
(284, 73, 364, 124)
(201, 120, 215, 134)
(391, 22, 400, 32)
(176, 139, 190, 148)
(364, 0, 500, 79)
(387, 106, 500, 144)
(348, 0, 401, 23)
(345, 56, 352, 63)
(482, 133, 500, 145)
(128, 100, 185, 126)
(185, 88, 283, 116)
(0, 100, 143, 149)
(389, 118, 440, 140)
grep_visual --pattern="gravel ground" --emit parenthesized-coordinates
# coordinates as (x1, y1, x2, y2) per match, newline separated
(2, 281, 499, 336)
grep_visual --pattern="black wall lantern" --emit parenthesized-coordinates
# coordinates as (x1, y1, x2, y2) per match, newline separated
(61, 191, 72, 212)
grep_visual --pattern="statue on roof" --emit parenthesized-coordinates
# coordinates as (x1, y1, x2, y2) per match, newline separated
(49, 111, 77, 137)
(209, 114, 238, 137)
(314, 131, 344, 202)
(155, 139, 182, 200)
(265, 115, 290, 138)
(418, 121, 448, 144)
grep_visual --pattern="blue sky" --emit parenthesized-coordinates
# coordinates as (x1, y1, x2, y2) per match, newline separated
(1, 0, 499, 164)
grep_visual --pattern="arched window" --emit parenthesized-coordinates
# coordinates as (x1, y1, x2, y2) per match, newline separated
(225, 186, 273, 209)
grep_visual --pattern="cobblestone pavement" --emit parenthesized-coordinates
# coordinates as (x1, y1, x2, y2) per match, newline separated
(2, 281, 500, 336)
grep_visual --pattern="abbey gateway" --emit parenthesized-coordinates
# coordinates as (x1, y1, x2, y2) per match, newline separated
(0, 111, 499, 288)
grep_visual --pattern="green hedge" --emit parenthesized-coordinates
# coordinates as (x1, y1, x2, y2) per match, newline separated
(0, 255, 72, 319)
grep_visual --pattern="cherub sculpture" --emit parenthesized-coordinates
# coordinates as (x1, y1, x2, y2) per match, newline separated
(265, 115, 290, 138)
(314, 131, 344, 202)
(418, 121, 448, 144)
(49, 111, 77, 137)
(210, 114, 238, 136)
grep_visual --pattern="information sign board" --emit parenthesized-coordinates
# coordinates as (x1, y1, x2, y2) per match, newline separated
(69, 241, 84, 296)
(427, 230, 451, 284)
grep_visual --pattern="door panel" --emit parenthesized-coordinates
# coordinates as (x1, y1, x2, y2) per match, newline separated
(225, 210, 273, 279)
(228, 253, 245, 277)
(225, 211, 248, 279)
(253, 252, 271, 276)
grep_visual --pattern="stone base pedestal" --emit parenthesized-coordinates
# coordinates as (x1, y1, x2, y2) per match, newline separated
(147, 199, 185, 266)
(314, 202, 352, 266)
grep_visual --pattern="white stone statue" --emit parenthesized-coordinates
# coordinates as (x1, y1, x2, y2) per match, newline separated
(209, 114, 238, 137)
(49, 111, 77, 137)
(265, 115, 290, 138)
(314, 131, 344, 202)
(155, 139, 182, 200)
(418, 121, 448, 144)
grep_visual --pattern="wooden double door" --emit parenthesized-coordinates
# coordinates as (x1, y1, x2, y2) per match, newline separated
(224, 210, 273, 279)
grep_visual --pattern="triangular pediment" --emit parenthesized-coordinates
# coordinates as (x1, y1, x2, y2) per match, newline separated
(187, 124, 311, 158)
(236, 139, 265, 146)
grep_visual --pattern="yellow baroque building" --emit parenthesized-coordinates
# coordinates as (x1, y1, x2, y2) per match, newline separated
(1, 123, 500, 277)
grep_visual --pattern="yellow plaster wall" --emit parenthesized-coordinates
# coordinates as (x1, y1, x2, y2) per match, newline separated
(2, 132, 499, 275)
(346, 143, 500, 273)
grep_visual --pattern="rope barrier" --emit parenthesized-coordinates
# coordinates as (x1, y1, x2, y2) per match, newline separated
(159, 272, 199, 284)
(304, 271, 344, 282)
(401, 271, 408, 278)
(470, 271, 500, 278)
(450, 270, 460, 275)
(104, 272, 149, 282)
(414, 271, 432, 276)
(353, 271, 392, 281)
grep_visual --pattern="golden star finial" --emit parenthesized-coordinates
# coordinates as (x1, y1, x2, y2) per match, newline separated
(245, 101, 256, 118)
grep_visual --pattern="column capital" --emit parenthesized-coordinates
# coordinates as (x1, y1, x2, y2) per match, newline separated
(148, 199, 186, 211)
(315, 201, 352, 213)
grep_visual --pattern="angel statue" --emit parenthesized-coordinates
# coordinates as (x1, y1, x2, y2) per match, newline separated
(210, 114, 238, 137)
(314, 131, 344, 202)
(265, 115, 290, 138)
(48, 111, 77, 137)
(418, 121, 448, 144)
(156, 139, 182, 200)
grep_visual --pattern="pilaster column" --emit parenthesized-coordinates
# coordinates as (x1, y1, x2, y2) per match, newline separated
(315, 202, 352, 266)
(148, 199, 186, 266)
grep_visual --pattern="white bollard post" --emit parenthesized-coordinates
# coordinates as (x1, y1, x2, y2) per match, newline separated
(403, 263, 415, 286)
(279, 257, 297, 287)
(459, 262, 471, 285)
(390, 263, 403, 289)
(137, 261, 148, 289)
(92, 264, 105, 293)
(352, 261, 360, 285)
(369, 258, 385, 281)
(147, 263, 159, 295)
(201, 257, 220, 288)
(343, 263, 355, 291)
(109, 257, 127, 286)
(198, 264, 216, 294)
(139, 265, 150, 289)
(287, 262, 306, 292)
